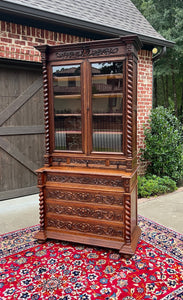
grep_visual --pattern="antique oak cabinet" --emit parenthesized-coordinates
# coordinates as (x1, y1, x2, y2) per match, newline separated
(35, 36, 142, 256)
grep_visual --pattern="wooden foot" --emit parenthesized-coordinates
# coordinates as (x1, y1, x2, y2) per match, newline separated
(123, 254, 133, 259)
(119, 226, 141, 256)
(34, 230, 47, 243)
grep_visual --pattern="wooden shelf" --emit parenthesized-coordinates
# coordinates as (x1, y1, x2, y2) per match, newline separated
(55, 130, 81, 134)
(93, 131, 122, 134)
(92, 74, 123, 80)
(55, 114, 81, 117)
(53, 76, 80, 82)
(54, 94, 81, 99)
(93, 113, 122, 116)
(92, 93, 122, 98)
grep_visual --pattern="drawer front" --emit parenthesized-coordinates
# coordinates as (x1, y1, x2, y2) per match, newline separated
(46, 214, 124, 239)
(45, 187, 124, 206)
(46, 172, 123, 188)
(45, 199, 123, 222)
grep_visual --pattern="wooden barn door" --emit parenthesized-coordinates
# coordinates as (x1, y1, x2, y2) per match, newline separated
(0, 61, 44, 200)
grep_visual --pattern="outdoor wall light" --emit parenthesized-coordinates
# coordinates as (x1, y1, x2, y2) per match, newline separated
(152, 47, 158, 54)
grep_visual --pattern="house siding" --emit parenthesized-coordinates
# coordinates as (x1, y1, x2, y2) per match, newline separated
(0, 20, 153, 174)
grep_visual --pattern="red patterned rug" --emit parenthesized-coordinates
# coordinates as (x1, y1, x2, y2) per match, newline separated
(0, 215, 183, 300)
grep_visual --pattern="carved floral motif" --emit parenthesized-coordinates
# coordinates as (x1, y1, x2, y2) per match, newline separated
(56, 47, 119, 60)
(46, 203, 123, 221)
(46, 190, 123, 205)
(47, 174, 122, 187)
(47, 218, 123, 237)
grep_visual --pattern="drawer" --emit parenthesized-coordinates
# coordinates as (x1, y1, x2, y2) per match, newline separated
(46, 213, 124, 239)
(45, 186, 124, 206)
(45, 199, 124, 222)
(46, 172, 123, 188)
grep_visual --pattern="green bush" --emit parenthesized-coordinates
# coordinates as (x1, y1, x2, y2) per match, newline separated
(141, 106, 183, 182)
(138, 175, 177, 198)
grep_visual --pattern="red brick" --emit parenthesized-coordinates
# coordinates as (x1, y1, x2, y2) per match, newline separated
(49, 31, 53, 40)
(46, 40, 56, 45)
(54, 32, 57, 41)
(41, 29, 44, 39)
(8, 33, 20, 39)
(17, 24, 21, 34)
(15, 40, 26, 45)
(22, 36, 33, 41)
(22, 25, 26, 35)
(1, 37, 12, 43)
(31, 27, 36, 36)
(45, 30, 49, 40)
(27, 41, 38, 47)
(27, 26, 31, 36)
(35, 38, 45, 43)
(1, 21, 6, 31)
(11, 23, 16, 34)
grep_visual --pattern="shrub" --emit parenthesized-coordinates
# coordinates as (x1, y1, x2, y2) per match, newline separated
(138, 175, 177, 198)
(140, 106, 183, 182)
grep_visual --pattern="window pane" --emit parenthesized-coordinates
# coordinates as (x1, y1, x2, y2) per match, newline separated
(91, 62, 123, 153)
(53, 65, 82, 151)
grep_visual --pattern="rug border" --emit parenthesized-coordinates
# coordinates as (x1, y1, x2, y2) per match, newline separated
(0, 224, 40, 238)
(138, 214, 183, 238)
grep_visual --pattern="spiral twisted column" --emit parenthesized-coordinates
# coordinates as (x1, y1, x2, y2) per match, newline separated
(41, 51, 50, 166)
(126, 55, 133, 158)
(39, 189, 45, 231)
(124, 194, 131, 244)
(35, 172, 46, 242)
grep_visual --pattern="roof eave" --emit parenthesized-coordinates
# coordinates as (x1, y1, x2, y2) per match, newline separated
(0, 1, 175, 48)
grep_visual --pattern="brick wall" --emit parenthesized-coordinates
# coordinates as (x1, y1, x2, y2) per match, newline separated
(0, 21, 153, 173)
(0, 20, 89, 61)
(137, 50, 153, 174)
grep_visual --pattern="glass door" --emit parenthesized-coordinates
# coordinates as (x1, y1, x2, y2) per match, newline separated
(91, 61, 123, 153)
(52, 64, 82, 151)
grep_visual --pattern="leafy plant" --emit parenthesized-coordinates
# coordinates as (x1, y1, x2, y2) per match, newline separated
(131, 0, 183, 119)
(140, 106, 183, 182)
(138, 175, 177, 198)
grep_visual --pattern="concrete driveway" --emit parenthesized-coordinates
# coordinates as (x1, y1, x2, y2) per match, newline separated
(138, 186, 183, 234)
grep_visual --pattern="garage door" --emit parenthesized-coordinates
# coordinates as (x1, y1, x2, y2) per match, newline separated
(0, 61, 44, 200)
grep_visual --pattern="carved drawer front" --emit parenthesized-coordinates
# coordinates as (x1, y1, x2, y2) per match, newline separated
(45, 187, 124, 206)
(46, 214, 124, 239)
(45, 199, 124, 222)
(46, 172, 123, 188)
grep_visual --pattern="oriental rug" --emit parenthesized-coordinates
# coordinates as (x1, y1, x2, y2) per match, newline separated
(0, 215, 182, 300)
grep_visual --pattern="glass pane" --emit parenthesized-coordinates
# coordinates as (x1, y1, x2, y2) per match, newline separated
(53, 64, 82, 151)
(91, 62, 123, 153)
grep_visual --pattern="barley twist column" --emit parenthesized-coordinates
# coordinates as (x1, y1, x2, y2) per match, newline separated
(126, 55, 133, 158)
(40, 49, 50, 166)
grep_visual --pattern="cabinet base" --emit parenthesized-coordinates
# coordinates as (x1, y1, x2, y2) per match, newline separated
(34, 225, 141, 256)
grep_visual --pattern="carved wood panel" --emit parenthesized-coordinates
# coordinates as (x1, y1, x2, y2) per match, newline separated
(47, 173, 122, 187)
(46, 217, 124, 238)
(45, 202, 123, 222)
(45, 189, 124, 206)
